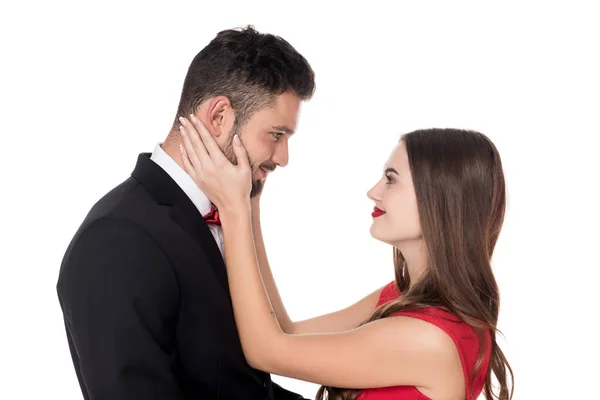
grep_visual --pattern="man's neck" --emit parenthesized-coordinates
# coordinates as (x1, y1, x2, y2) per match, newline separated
(161, 136, 184, 169)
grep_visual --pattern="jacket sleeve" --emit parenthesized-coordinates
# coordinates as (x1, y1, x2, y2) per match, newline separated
(57, 217, 183, 400)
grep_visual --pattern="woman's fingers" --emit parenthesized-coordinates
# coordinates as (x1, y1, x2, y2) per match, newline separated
(179, 117, 211, 168)
(179, 143, 196, 180)
(189, 114, 229, 165)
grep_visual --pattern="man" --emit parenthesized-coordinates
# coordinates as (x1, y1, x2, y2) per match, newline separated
(57, 26, 315, 399)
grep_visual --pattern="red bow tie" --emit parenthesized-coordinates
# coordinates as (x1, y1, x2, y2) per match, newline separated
(203, 204, 221, 226)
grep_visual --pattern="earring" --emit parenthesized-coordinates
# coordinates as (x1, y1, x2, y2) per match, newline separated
(402, 261, 407, 278)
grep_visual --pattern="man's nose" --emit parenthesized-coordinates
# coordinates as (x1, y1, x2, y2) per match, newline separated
(272, 142, 289, 167)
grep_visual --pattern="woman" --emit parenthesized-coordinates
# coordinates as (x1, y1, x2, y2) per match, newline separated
(177, 115, 513, 400)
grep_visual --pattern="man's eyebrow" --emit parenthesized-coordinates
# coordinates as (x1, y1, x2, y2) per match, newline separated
(271, 125, 295, 135)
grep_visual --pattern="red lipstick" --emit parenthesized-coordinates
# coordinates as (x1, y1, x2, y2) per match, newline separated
(372, 207, 386, 218)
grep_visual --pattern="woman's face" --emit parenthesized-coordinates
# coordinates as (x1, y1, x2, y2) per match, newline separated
(367, 142, 422, 246)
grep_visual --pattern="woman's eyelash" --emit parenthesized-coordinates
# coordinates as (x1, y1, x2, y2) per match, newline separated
(385, 175, 394, 184)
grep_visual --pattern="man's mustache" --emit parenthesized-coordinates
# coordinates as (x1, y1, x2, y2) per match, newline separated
(259, 162, 276, 173)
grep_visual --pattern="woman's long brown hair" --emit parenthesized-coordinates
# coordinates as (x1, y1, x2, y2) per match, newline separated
(316, 129, 513, 400)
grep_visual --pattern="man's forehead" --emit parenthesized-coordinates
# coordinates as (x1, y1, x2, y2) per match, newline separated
(252, 107, 297, 131)
(269, 92, 301, 126)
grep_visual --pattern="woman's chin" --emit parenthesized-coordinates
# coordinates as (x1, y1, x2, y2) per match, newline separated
(369, 224, 386, 243)
(370, 224, 409, 247)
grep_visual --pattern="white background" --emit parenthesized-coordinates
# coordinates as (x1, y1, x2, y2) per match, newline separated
(1, 1, 599, 399)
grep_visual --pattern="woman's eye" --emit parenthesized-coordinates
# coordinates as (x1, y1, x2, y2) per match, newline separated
(385, 175, 394, 184)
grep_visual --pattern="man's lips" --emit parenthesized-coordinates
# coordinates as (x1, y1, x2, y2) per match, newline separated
(258, 168, 274, 179)
(372, 207, 386, 218)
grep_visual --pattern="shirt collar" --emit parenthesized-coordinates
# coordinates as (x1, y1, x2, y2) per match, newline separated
(149, 142, 212, 216)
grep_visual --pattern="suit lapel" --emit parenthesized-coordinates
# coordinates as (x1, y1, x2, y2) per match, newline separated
(131, 153, 230, 298)
(169, 204, 230, 297)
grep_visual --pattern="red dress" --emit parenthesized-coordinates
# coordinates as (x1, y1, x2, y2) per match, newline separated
(357, 282, 491, 400)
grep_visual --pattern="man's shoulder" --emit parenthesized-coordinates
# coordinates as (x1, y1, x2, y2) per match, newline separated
(88, 176, 146, 219)
(63, 177, 158, 251)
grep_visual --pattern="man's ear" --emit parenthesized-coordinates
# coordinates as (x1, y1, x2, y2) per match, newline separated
(201, 96, 234, 137)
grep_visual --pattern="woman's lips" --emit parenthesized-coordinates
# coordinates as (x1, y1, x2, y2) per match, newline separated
(372, 207, 386, 218)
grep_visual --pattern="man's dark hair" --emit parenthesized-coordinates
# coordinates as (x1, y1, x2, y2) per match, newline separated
(174, 25, 315, 133)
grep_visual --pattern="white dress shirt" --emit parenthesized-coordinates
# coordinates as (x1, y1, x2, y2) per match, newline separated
(150, 143, 224, 256)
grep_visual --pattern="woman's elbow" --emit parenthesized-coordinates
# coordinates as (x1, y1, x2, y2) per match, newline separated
(243, 346, 274, 370)
(241, 337, 285, 372)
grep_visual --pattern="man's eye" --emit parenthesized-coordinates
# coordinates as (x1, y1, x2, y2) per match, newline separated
(272, 132, 284, 140)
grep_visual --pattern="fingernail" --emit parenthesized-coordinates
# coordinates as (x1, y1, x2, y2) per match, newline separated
(179, 144, 184, 153)
(179, 125, 186, 136)
(179, 117, 186, 126)
(189, 114, 196, 122)
(234, 134, 241, 145)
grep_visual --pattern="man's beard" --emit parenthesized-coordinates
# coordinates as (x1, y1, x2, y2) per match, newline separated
(221, 130, 271, 198)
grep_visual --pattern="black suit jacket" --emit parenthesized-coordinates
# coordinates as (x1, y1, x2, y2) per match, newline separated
(57, 153, 306, 400)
